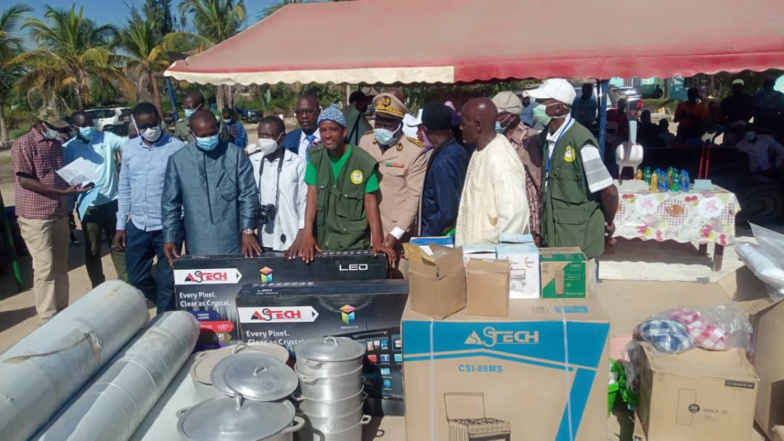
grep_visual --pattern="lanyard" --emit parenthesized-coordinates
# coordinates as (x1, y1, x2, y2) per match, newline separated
(545, 119, 574, 176)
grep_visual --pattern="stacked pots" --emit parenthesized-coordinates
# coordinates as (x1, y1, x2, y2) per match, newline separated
(294, 337, 371, 441)
(178, 350, 304, 441)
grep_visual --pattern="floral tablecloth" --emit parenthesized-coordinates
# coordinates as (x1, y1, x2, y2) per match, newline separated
(613, 187, 738, 246)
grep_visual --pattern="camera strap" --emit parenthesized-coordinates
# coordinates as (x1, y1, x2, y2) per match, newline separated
(258, 149, 286, 244)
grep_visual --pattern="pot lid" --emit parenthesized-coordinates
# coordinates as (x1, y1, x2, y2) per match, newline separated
(178, 395, 295, 441)
(220, 353, 298, 401)
(191, 343, 290, 385)
(294, 336, 364, 362)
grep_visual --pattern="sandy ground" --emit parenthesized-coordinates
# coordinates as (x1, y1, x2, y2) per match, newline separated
(0, 126, 766, 440)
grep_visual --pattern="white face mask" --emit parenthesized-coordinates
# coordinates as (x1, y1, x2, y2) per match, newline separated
(246, 137, 281, 157)
(40, 123, 60, 140)
(132, 116, 163, 143)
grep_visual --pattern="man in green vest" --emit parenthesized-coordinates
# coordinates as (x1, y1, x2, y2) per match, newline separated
(528, 78, 619, 260)
(291, 105, 395, 264)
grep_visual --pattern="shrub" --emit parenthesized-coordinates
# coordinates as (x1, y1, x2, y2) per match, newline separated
(4, 107, 36, 131)
(643, 98, 680, 115)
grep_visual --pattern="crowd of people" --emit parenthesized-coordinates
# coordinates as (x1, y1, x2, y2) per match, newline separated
(64, 78, 784, 323)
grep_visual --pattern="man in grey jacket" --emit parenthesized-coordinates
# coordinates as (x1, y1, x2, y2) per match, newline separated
(161, 110, 261, 262)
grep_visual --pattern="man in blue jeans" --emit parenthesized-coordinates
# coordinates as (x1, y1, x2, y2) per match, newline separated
(114, 103, 185, 313)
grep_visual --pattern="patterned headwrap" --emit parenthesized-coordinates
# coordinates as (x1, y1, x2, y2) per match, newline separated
(317, 104, 346, 128)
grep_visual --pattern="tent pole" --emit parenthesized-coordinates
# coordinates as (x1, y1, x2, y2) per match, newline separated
(597, 79, 609, 160)
(166, 77, 180, 122)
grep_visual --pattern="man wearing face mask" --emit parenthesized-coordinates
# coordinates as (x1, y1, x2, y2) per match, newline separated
(12, 108, 92, 323)
(115, 103, 185, 314)
(359, 93, 427, 279)
(284, 95, 322, 159)
(174, 90, 230, 144)
(492, 91, 543, 243)
(63, 111, 128, 287)
(162, 110, 260, 262)
(246, 116, 307, 252)
(528, 78, 618, 262)
(222, 107, 248, 148)
(419, 102, 469, 237)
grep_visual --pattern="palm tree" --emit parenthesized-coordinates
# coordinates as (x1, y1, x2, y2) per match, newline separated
(0, 4, 31, 145)
(168, 0, 246, 108)
(11, 5, 133, 110)
(259, 0, 353, 20)
(119, 21, 168, 102)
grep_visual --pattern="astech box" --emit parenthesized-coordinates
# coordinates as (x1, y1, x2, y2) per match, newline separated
(402, 298, 609, 440)
(173, 251, 387, 348)
(236, 279, 408, 416)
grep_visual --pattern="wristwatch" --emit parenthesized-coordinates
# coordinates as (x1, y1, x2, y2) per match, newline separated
(242, 229, 255, 236)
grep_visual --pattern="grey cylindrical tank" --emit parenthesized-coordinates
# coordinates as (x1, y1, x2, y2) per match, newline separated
(37, 311, 200, 441)
(0, 280, 149, 441)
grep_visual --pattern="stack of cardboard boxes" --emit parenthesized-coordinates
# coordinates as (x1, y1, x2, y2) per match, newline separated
(403, 240, 607, 440)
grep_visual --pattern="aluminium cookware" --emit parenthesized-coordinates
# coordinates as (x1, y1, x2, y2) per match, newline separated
(298, 409, 371, 439)
(177, 395, 304, 441)
(294, 337, 364, 377)
(293, 391, 368, 417)
(212, 352, 297, 401)
(295, 366, 363, 401)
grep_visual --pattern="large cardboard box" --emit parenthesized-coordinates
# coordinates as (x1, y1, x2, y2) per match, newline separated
(540, 247, 588, 299)
(728, 267, 784, 440)
(235, 279, 408, 416)
(408, 245, 466, 319)
(402, 298, 610, 441)
(173, 252, 387, 348)
(462, 243, 541, 299)
(466, 259, 509, 317)
(638, 346, 759, 441)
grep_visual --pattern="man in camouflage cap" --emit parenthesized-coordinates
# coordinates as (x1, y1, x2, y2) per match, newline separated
(359, 92, 426, 279)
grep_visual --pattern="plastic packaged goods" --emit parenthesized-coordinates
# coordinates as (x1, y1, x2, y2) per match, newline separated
(737, 223, 784, 299)
(0, 281, 149, 441)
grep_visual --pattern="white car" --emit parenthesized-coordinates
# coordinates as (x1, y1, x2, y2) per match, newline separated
(85, 107, 132, 134)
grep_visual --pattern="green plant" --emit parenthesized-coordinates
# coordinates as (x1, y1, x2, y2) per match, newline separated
(3, 107, 35, 130)
(0, 3, 31, 144)
(9, 127, 27, 140)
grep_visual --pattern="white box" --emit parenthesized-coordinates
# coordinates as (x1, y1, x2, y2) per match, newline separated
(462, 245, 496, 264)
(497, 243, 540, 299)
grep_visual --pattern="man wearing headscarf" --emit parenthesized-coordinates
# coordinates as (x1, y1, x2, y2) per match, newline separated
(359, 93, 427, 279)
(293, 105, 394, 265)
(492, 91, 544, 243)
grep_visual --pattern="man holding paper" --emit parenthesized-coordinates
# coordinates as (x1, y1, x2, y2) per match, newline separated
(64, 111, 128, 288)
(12, 108, 91, 323)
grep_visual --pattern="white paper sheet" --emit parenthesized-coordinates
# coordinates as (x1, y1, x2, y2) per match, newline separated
(56, 157, 98, 187)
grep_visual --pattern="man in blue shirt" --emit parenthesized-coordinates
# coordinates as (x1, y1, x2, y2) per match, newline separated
(114, 103, 185, 313)
(419, 102, 470, 237)
(64, 111, 128, 287)
(222, 107, 248, 148)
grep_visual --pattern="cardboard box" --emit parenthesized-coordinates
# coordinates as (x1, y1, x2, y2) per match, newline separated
(173, 252, 387, 348)
(773, 426, 784, 441)
(402, 298, 610, 441)
(499, 232, 534, 244)
(408, 244, 466, 319)
(729, 267, 784, 440)
(540, 247, 588, 299)
(462, 245, 496, 263)
(497, 243, 540, 299)
(638, 346, 759, 441)
(466, 259, 509, 317)
(235, 279, 408, 416)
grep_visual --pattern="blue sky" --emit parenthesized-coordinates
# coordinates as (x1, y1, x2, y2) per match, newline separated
(22, 0, 280, 29)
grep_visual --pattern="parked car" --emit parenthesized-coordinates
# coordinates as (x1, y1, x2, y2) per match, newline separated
(86, 107, 132, 135)
(568, 84, 643, 112)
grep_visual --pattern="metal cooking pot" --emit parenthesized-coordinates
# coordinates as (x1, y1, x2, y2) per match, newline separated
(212, 352, 298, 401)
(177, 395, 304, 441)
(298, 405, 371, 434)
(190, 343, 290, 400)
(296, 366, 363, 401)
(295, 418, 371, 441)
(293, 391, 368, 417)
(294, 337, 364, 377)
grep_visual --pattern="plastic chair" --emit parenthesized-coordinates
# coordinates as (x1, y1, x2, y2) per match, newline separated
(615, 120, 644, 178)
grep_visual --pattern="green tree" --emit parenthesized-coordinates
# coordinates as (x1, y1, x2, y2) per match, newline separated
(0, 4, 30, 146)
(168, 0, 247, 109)
(12, 5, 133, 110)
(144, 0, 175, 40)
(119, 20, 168, 102)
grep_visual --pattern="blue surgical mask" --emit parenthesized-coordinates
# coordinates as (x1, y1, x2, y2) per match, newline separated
(745, 132, 756, 142)
(374, 128, 396, 146)
(533, 103, 552, 126)
(494, 121, 504, 133)
(184, 109, 196, 118)
(79, 126, 95, 140)
(195, 134, 220, 151)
